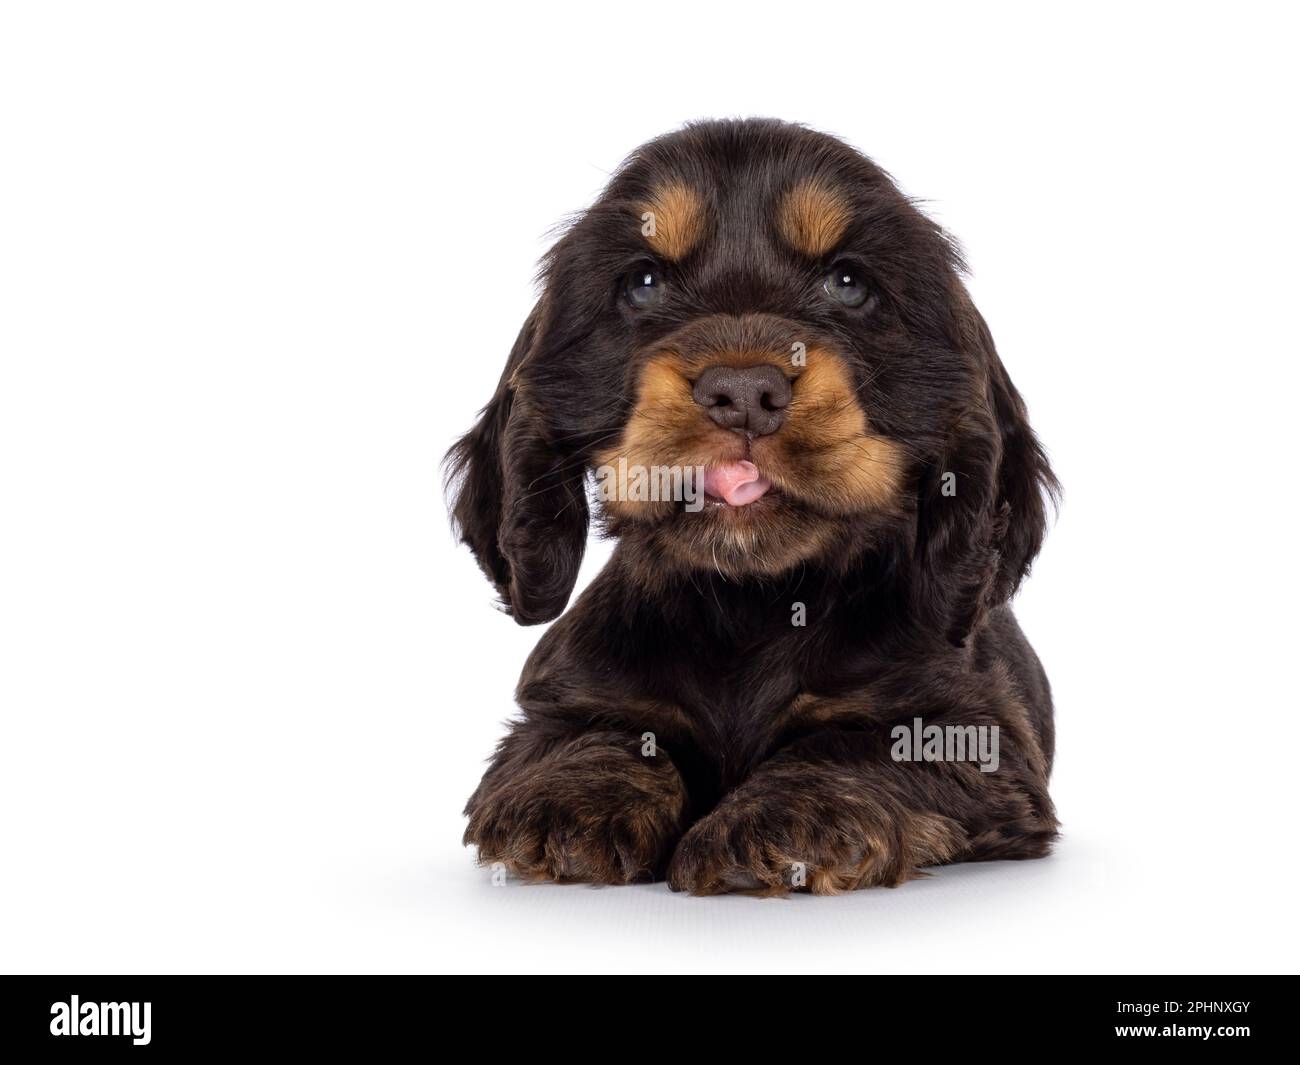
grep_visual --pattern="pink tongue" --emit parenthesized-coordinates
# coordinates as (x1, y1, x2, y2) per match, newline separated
(703, 461, 772, 506)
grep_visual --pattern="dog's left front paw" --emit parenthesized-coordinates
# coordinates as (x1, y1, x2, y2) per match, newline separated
(666, 772, 966, 896)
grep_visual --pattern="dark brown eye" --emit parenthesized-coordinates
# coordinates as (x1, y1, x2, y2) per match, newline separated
(624, 265, 664, 309)
(823, 262, 870, 308)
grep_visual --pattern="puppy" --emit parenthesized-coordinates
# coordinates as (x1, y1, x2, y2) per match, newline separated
(446, 119, 1059, 895)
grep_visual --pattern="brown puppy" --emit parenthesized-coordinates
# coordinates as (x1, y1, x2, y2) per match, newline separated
(446, 119, 1059, 895)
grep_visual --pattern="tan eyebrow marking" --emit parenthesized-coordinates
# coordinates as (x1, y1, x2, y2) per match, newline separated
(777, 178, 853, 257)
(639, 182, 706, 261)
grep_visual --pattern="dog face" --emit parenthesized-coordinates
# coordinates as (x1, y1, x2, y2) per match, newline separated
(447, 119, 1055, 641)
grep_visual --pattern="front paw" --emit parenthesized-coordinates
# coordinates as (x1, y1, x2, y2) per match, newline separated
(465, 736, 688, 885)
(667, 771, 965, 896)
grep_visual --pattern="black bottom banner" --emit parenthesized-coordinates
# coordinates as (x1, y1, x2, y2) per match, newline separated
(0, 975, 1288, 1053)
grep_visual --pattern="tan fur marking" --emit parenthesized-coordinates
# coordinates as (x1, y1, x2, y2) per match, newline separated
(778, 352, 905, 514)
(777, 178, 853, 257)
(640, 182, 706, 261)
(787, 691, 873, 726)
(596, 345, 905, 524)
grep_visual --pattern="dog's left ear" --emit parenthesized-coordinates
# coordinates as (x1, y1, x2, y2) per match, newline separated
(912, 290, 1059, 645)
(443, 300, 590, 625)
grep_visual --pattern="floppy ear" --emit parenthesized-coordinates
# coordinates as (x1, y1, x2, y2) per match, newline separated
(912, 293, 1059, 645)
(443, 302, 589, 625)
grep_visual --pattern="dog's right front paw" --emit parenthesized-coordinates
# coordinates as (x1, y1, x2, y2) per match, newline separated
(464, 736, 688, 885)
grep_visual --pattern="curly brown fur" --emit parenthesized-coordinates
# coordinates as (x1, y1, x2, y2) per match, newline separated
(465, 730, 689, 884)
(447, 119, 1059, 895)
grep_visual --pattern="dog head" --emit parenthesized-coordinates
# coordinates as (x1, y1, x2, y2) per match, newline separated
(446, 119, 1056, 641)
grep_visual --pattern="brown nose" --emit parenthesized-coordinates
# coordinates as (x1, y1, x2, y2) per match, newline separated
(692, 364, 792, 436)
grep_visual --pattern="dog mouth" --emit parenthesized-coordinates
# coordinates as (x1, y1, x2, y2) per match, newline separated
(701, 460, 773, 507)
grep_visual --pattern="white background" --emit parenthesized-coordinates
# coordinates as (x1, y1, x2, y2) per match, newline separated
(2, 2, 1297, 974)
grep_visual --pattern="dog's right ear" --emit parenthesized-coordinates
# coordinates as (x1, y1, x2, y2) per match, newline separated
(443, 301, 589, 625)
